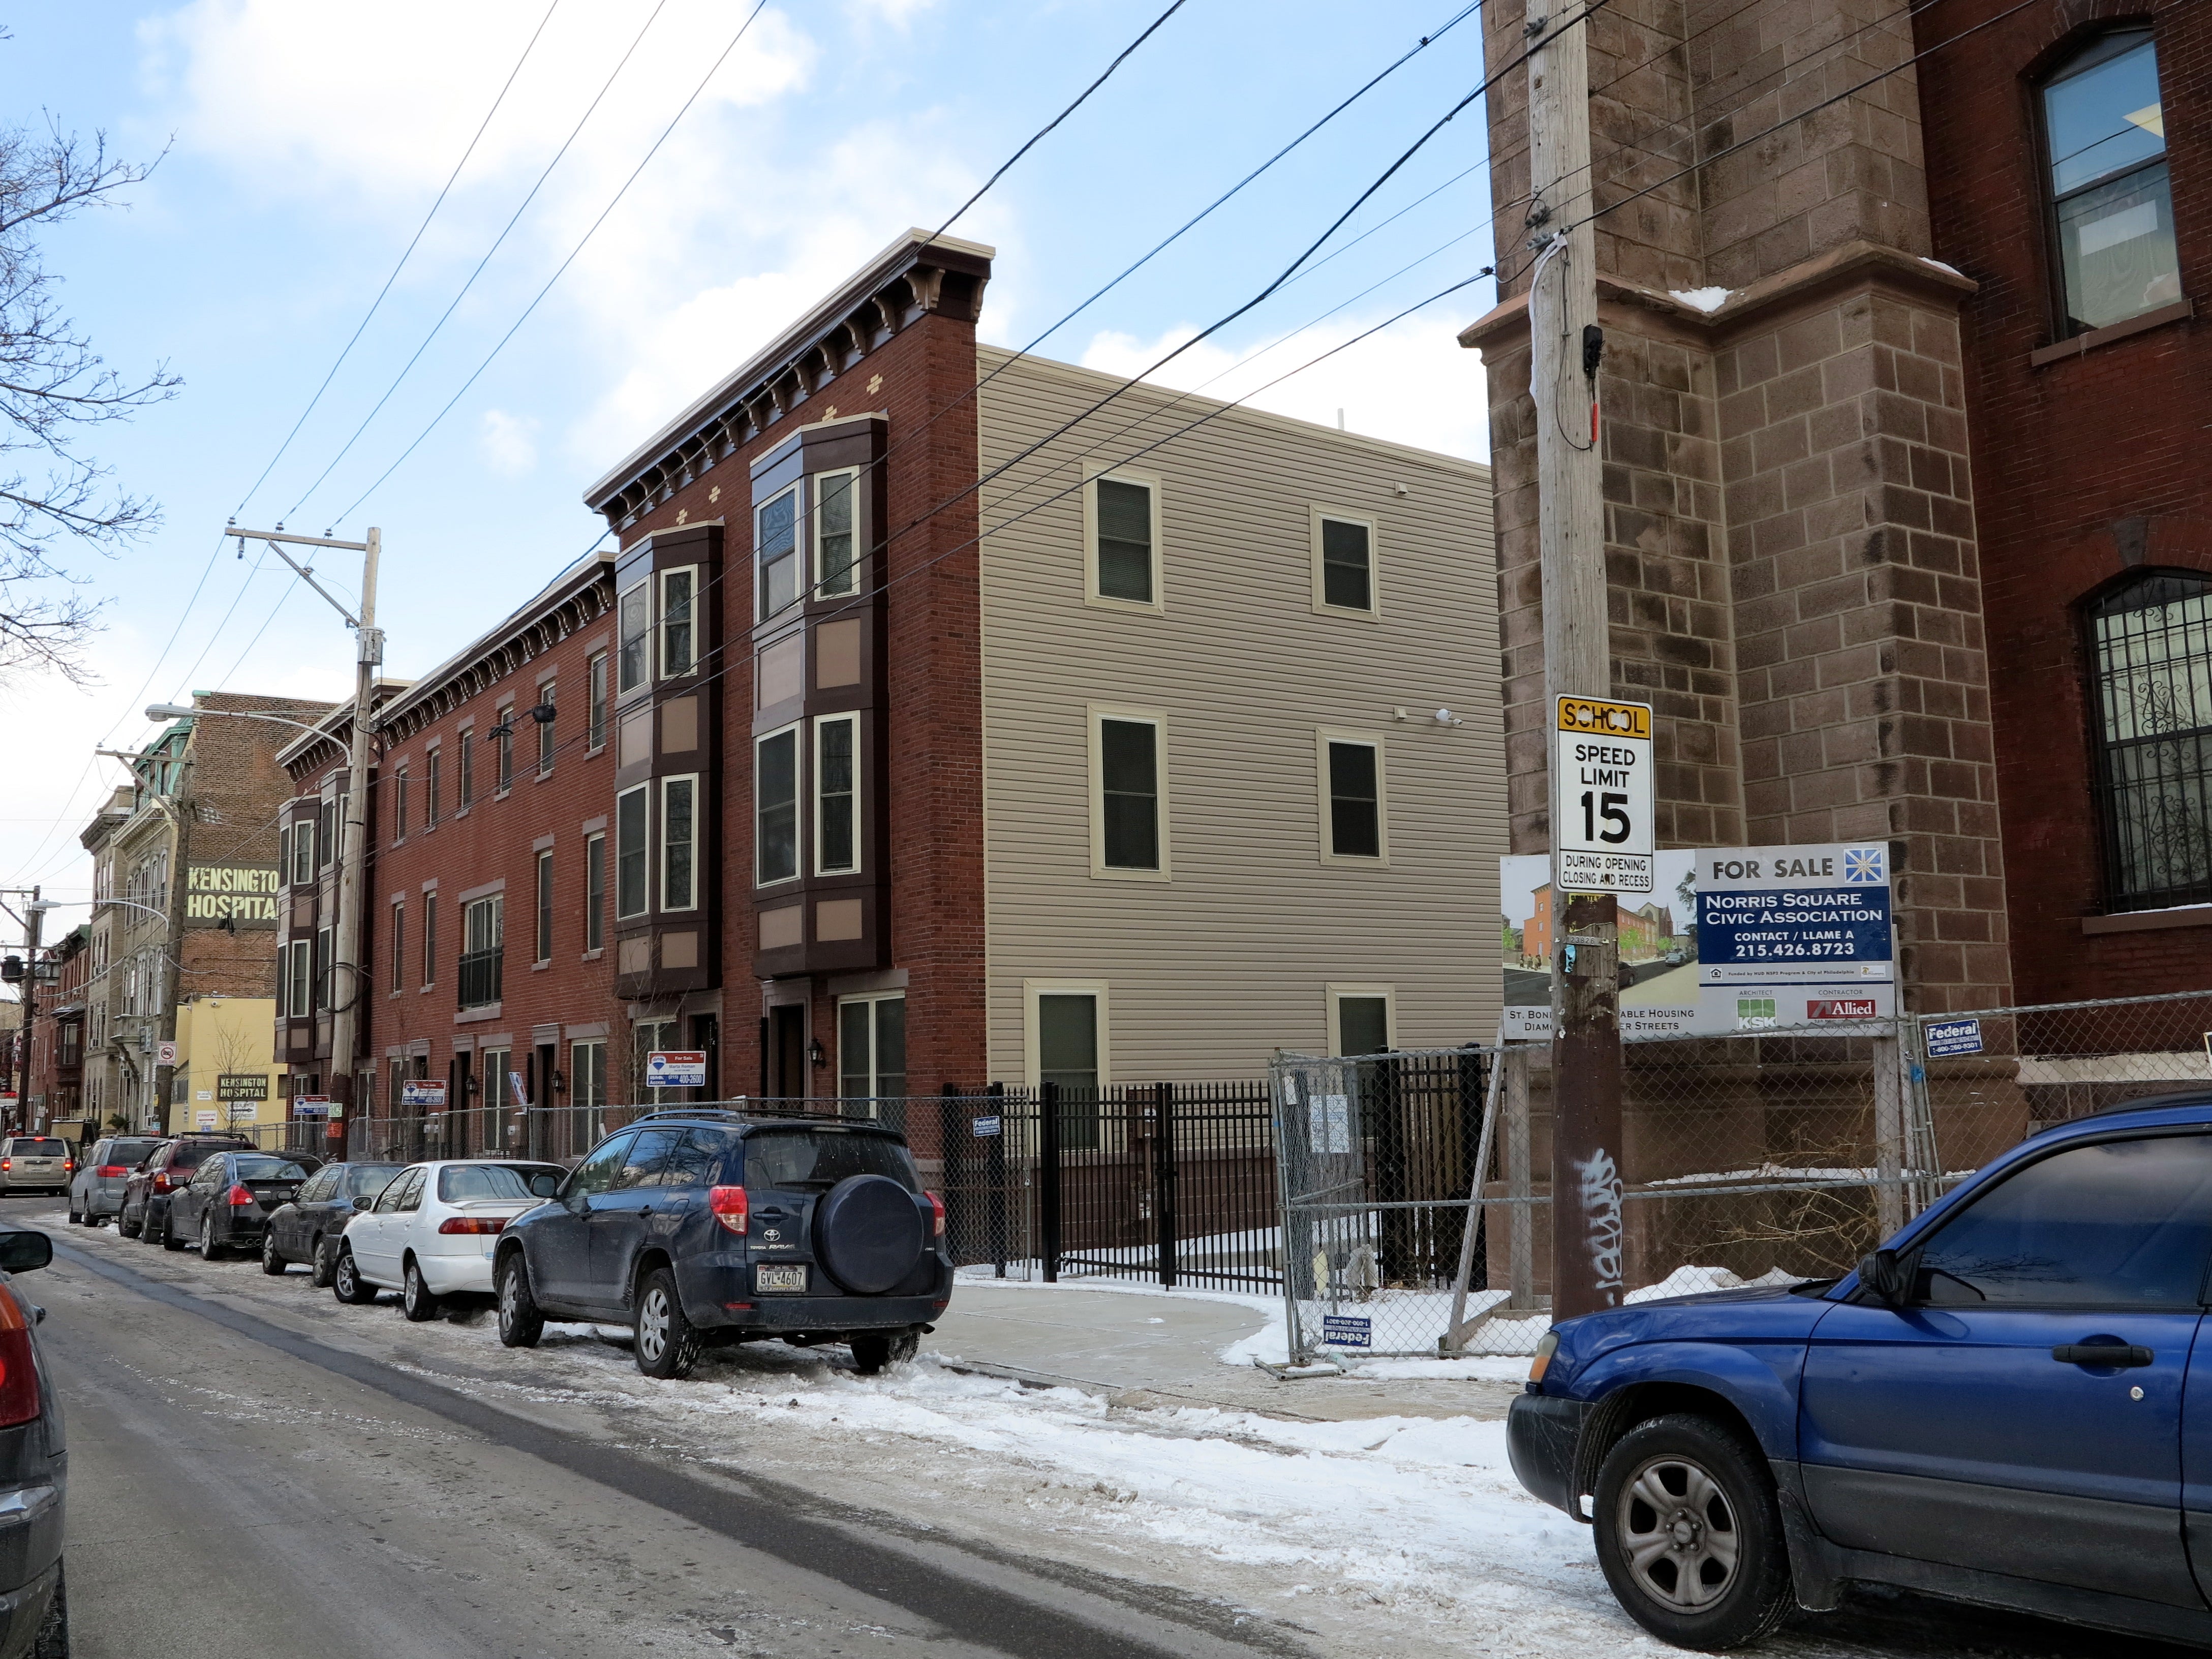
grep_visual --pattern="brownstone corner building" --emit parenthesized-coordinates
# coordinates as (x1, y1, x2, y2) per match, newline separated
(588, 228, 1503, 1136)
(1463, 0, 2208, 1012)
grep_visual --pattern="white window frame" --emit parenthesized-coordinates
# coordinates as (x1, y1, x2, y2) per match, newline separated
(1086, 703, 1170, 881)
(812, 467, 861, 598)
(1310, 506, 1381, 619)
(1326, 983, 1396, 1057)
(756, 484, 801, 622)
(617, 578, 651, 694)
(658, 565, 698, 679)
(813, 712, 861, 877)
(534, 848, 555, 964)
(584, 831, 606, 953)
(389, 899, 405, 995)
(1021, 978, 1112, 1092)
(1315, 728, 1390, 866)
(836, 990, 906, 1114)
(660, 772, 699, 912)
(614, 784, 650, 920)
(1082, 467, 1164, 614)
(754, 722, 802, 888)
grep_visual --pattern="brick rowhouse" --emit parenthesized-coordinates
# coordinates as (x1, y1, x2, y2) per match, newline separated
(1464, 0, 2209, 1013)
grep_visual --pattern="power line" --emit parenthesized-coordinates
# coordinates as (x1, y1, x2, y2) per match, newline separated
(234, 0, 565, 520)
(285, 0, 681, 524)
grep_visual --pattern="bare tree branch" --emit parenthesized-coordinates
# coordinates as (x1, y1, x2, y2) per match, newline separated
(0, 116, 179, 684)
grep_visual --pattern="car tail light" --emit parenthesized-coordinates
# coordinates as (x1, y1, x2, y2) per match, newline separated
(151, 1171, 175, 1192)
(227, 1184, 257, 1208)
(2, 1161, 11, 1173)
(437, 1217, 507, 1235)
(709, 1185, 747, 1235)
(925, 1191, 945, 1239)
(97, 1166, 127, 1178)
(0, 1293, 39, 1428)
(62, 1161, 73, 1174)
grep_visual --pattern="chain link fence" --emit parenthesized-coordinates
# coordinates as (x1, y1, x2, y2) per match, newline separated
(1272, 989, 2212, 1364)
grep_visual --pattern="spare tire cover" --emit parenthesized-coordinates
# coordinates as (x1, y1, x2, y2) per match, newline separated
(813, 1174, 925, 1295)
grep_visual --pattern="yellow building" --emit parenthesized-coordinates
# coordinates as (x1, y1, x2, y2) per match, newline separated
(169, 996, 287, 1139)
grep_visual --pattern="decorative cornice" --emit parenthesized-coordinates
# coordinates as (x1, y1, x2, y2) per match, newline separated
(581, 228, 994, 530)
(1457, 240, 1980, 353)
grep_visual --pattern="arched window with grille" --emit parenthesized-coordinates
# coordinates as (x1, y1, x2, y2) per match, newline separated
(2040, 29, 2182, 336)
(2088, 571, 2212, 909)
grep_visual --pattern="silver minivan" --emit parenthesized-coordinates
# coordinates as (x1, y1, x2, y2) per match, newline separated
(68, 1136, 162, 1224)
(0, 1138, 74, 1197)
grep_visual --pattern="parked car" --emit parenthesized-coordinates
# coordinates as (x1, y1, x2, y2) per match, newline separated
(331, 1160, 565, 1319)
(117, 1136, 252, 1245)
(0, 1139, 73, 1199)
(1508, 1091, 2212, 1651)
(66, 1136, 163, 1227)
(0, 1226, 68, 1655)
(163, 1151, 313, 1259)
(261, 1161, 403, 1284)
(494, 1111, 951, 1380)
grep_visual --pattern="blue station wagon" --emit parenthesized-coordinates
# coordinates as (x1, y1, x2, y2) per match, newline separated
(1510, 1092, 2212, 1650)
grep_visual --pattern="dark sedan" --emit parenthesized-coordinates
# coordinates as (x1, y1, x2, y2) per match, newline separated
(261, 1161, 403, 1284)
(0, 1228, 67, 1655)
(119, 1136, 253, 1245)
(165, 1152, 313, 1259)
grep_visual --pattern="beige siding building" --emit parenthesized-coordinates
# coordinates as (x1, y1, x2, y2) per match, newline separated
(977, 348, 1503, 1084)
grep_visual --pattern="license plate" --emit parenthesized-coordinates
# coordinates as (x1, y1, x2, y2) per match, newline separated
(756, 1264, 808, 1293)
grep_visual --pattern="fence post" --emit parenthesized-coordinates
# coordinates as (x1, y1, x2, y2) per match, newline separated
(938, 1083, 959, 1260)
(986, 1082, 1008, 1278)
(1040, 1080, 1062, 1283)
(1873, 1024, 1906, 1238)
(1506, 1048, 1534, 1311)
(1374, 1056, 1408, 1282)
(1155, 1082, 1178, 1288)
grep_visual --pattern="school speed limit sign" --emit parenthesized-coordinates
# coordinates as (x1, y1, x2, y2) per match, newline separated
(1552, 695, 1654, 894)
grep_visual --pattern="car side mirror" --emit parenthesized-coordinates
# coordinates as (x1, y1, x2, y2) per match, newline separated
(529, 1174, 561, 1199)
(0, 1233, 52, 1275)
(1858, 1247, 1915, 1305)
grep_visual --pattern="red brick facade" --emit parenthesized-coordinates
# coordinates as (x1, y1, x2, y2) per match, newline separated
(1920, 0, 2212, 1002)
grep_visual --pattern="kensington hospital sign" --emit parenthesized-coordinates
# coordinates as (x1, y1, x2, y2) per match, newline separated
(182, 864, 282, 928)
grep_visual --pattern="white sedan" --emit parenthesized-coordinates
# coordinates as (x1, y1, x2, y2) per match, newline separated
(331, 1159, 564, 1320)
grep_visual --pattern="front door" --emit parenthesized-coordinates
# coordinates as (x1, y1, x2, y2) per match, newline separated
(1799, 1130, 2212, 1611)
(770, 1004, 805, 1101)
(535, 1132, 633, 1307)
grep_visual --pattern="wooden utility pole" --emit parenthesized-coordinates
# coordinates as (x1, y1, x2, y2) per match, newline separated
(221, 525, 381, 1156)
(1525, 1, 1623, 1321)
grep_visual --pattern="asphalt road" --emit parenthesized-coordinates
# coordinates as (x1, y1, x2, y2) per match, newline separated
(11, 1197, 1291, 1659)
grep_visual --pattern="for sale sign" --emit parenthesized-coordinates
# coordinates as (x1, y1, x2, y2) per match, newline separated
(1696, 844, 1894, 1030)
(1551, 696, 1654, 895)
(646, 1051, 706, 1089)
(401, 1079, 447, 1109)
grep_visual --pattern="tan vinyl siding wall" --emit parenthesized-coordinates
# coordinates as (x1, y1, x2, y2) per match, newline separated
(977, 346, 1503, 1083)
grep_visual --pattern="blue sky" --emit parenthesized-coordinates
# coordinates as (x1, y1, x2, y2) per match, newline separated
(1, 0, 1498, 914)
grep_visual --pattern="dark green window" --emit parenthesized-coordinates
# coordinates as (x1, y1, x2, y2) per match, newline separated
(1320, 517, 1373, 611)
(1328, 741, 1381, 857)
(1094, 478, 1153, 603)
(1099, 719, 1159, 870)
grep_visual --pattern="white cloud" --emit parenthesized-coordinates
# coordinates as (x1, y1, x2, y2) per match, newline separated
(479, 409, 540, 476)
(1076, 309, 1491, 463)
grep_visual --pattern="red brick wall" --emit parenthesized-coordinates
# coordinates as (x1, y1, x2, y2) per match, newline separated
(359, 583, 626, 1101)
(1920, 0, 2212, 1002)
(620, 306, 990, 1134)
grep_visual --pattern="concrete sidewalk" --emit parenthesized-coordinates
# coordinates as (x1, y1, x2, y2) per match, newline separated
(928, 1275, 1525, 1423)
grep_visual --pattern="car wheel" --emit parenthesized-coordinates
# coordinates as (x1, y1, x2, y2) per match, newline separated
(848, 1330, 919, 1375)
(331, 1247, 378, 1306)
(200, 1213, 221, 1260)
(65, 1202, 78, 1226)
(30, 1562, 65, 1659)
(633, 1268, 700, 1379)
(309, 1235, 336, 1289)
(401, 1258, 441, 1323)
(261, 1230, 288, 1276)
(497, 1254, 544, 1349)
(157, 1210, 183, 1252)
(1592, 1414, 1793, 1651)
(118, 1204, 141, 1240)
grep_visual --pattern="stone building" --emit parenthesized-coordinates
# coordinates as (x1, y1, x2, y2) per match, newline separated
(1462, 0, 2207, 1012)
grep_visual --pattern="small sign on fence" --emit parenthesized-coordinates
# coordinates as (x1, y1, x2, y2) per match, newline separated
(970, 1115, 1001, 1138)
(646, 1051, 706, 1089)
(293, 1095, 331, 1119)
(1320, 1314, 1372, 1348)
(1308, 1093, 1352, 1154)
(401, 1080, 447, 1109)
(1925, 1018, 1985, 1057)
(194, 1110, 217, 1130)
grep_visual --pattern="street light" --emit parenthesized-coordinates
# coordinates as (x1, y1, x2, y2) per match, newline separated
(144, 703, 332, 736)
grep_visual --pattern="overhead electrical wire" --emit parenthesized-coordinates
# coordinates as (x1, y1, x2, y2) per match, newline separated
(285, 0, 681, 523)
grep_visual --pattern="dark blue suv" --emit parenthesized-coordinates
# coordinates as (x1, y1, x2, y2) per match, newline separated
(493, 1111, 950, 1380)
(1510, 1093, 2212, 1650)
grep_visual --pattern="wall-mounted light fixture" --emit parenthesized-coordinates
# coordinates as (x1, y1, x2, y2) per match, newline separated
(809, 1038, 827, 1068)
